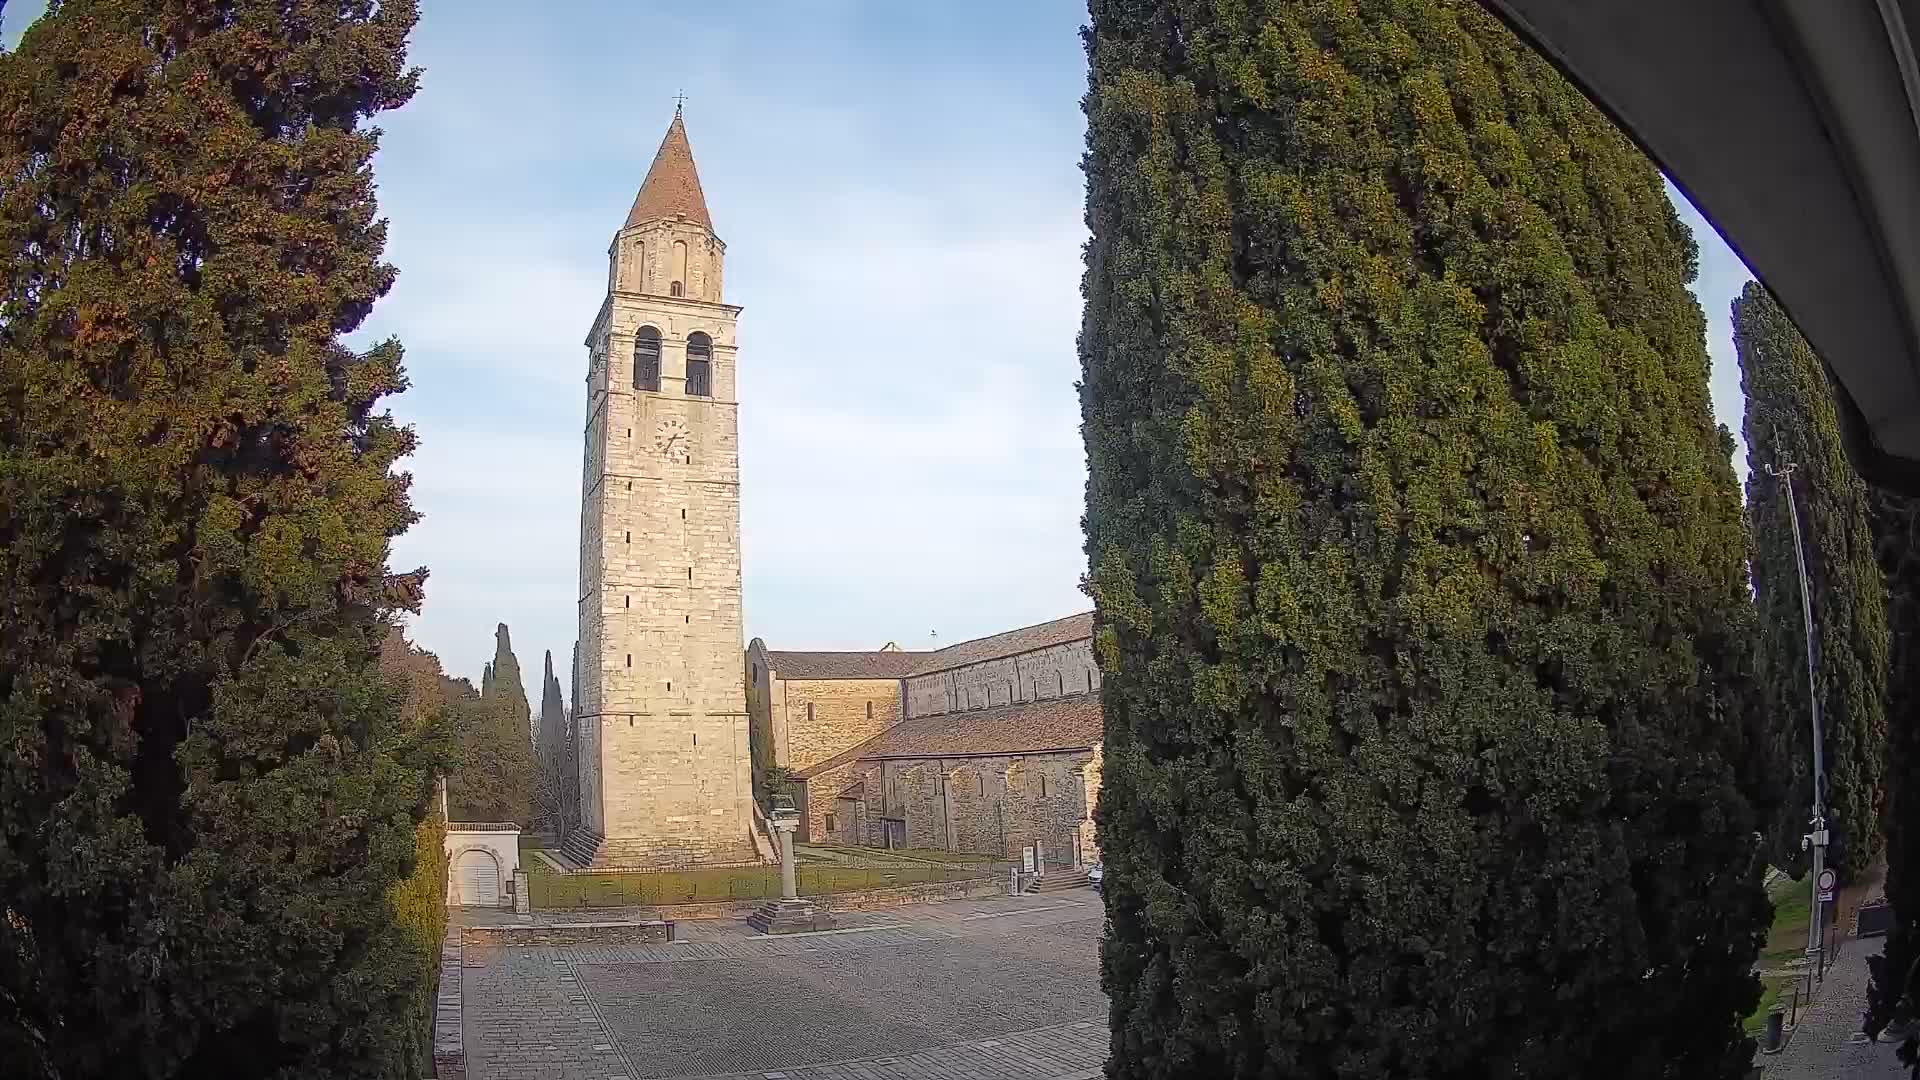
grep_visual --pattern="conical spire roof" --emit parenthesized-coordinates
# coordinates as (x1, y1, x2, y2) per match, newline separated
(624, 109, 713, 231)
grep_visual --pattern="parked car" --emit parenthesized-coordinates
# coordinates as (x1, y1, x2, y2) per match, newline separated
(1087, 862, 1104, 893)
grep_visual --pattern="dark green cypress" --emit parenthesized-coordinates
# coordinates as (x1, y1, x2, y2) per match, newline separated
(1080, 2, 1770, 1076)
(1868, 493, 1920, 1064)
(0, 1, 436, 1076)
(1735, 282, 1889, 881)
(446, 624, 534, 825)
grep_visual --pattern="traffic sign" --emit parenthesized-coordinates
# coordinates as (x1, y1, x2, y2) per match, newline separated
(1818, 868, 1838, 893)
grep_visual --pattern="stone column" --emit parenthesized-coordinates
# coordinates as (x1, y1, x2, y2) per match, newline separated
(749, 806, 827, 935)
(776, 815, 798, 899)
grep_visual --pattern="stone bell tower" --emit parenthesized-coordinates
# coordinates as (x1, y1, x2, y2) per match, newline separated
(566, 108, 757, 868)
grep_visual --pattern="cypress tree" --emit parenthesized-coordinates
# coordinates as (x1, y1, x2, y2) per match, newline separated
(534, 650, 567, 831)
(0, 1, 434, 1076)
(446, 624, 533, 824)
(1080, 2, 1771, 1076)
(564, 640, 582, 834)
(1868, 493, 1920, 1061)
(1735, 282, 1889, 881)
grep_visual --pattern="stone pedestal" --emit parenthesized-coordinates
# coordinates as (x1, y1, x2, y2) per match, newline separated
(747, 897, 831, 935)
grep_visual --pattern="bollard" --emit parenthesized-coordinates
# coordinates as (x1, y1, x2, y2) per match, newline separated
(1762, 1006, 1786, 1054)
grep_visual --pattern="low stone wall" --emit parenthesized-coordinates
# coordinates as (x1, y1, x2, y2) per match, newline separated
(462, 920, 676, 947)
(433, 923, 465, 1080)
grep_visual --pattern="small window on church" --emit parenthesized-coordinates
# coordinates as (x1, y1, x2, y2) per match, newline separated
(866, 701, 873, 720)
(635, 326, 661, 391)
(1041, 775, 1048, 798)
(978, 774, 985, 796)
(825, 813, 837, 833)
(686, 332, 713, 397)
(807, 702, 815, 723)
(625, 654, 631, 668)
(624, 595, 630, 608)
(1058, 671, 1065, 696)
(670, 281, 684, 297)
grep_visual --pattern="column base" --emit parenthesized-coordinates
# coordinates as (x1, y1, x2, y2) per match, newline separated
(746, 897, 832, 935)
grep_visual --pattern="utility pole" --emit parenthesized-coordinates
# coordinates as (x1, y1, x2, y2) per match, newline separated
(1766, 450, 1830, 981)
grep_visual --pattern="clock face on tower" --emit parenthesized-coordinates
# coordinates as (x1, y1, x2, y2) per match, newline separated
(653, 416, 691, 464)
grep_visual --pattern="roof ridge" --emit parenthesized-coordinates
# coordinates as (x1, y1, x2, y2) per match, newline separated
(925, 610, 1093, 655)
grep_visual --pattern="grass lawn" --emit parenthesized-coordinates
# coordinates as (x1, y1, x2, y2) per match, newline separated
(801, 843, 1004, 866)
(1745, 976, 1799, 1035)
(881, 847, 1002, 864)
(1744, 871, 1816, 1034)
(1759, 873, 1815, 970)
(526, 858, 993, 909)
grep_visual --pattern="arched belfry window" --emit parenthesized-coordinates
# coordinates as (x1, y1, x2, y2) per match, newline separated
(686, 332, 713, 397)
(634, 326, 661, 391)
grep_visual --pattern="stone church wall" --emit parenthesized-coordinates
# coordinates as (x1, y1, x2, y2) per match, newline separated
(771, 678, 902, 774)
(903, 639, 1102, 719)
(845, 749, 1099, 862)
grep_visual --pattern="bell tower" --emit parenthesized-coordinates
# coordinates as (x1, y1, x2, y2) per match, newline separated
(568, 108, 757, 868)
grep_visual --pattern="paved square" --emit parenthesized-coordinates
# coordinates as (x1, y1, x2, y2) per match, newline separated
(461, 894, 1109, 1080)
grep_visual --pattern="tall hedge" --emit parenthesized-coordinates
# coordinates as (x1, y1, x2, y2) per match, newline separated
(1080, 2, 1773, 1076)
(1868, 493, 1920, 1063)
(1736, 282, 1889, 881)
(0, 1, 436, 1076)
(376, 629, 458, 1074)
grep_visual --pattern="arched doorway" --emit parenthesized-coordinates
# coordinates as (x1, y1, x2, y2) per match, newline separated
(454, 847, 502, 907)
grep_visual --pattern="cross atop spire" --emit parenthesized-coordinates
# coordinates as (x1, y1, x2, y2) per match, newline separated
(673, 90, 687, 116)
(623, 109, 713, 232)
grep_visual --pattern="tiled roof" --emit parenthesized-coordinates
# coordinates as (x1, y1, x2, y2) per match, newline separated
(796, 694, 1102, 778)
(766, 650, 923, 681)
(765, 611, 1095, 682)
(625, 111, 713, 231)
(907, 612, 1094, 676)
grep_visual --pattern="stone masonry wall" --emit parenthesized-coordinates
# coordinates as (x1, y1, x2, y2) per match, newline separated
(903, 639, 1102, 719)
(773, 677, 903, 773)
(576, 215, 753, 866)
(800, 756, 861, 844)
(850, 750, 1097, 861)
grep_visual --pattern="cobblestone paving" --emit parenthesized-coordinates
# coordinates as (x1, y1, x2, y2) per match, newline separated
(1762, 937, 1909, 1079)
(463, 893, 1108, 1080)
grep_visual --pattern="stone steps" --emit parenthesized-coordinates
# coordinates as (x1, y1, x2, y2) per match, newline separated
(556, 828, 605, 870)
(1026, 868, 1091, 894)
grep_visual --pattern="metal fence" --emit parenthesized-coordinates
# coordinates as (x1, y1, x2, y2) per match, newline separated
(526, 849, 1009, 910)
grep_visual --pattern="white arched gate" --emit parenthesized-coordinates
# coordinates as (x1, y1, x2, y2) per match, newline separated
(454, 848, 501, 907)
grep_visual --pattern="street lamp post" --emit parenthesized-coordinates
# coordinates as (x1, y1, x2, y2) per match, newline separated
(1766, 455, 1829, 981)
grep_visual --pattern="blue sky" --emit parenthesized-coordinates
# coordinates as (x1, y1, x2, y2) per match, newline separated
(4, 1, 1757, 706)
